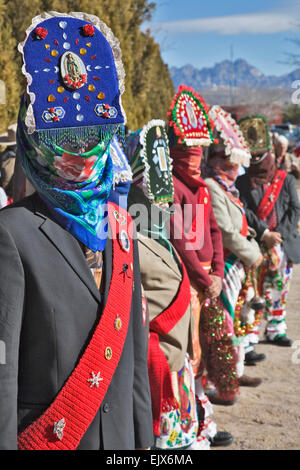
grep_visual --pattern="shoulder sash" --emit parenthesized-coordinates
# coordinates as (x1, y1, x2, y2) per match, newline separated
(148, 259, 191, 435)
(18, 202, 134, 450)
(256, 170, 287, 221)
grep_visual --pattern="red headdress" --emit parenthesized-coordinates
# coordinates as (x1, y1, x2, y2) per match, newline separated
(167, 85, 214, 147)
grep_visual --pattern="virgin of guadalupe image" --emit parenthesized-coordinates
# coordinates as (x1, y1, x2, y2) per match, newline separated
(185, 101, 198, 129)
(65, 53, 81, 82)
(60, 51, 86, 88)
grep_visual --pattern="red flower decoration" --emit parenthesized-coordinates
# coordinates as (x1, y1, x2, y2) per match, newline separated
(82, 24, 95, 37)
(35, 27, 48, 40)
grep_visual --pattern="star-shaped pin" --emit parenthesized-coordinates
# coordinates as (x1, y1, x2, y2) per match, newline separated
(87, 371, 103, 388)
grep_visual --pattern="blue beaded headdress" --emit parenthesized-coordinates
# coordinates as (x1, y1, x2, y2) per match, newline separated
(18, 11, 126, 151)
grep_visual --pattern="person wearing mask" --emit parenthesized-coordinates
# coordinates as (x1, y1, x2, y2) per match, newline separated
(204, 106, 265, 386)
(0, 12, 153, 450)
(167, 86, 237, 442)
(127, 118, 233, 449)
(237, 115, 300, 346)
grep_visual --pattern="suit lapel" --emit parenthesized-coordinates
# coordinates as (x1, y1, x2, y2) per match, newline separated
(34, 194, 101, 303)
(138, 233, 181, 279)
(103, 234, 112, 306)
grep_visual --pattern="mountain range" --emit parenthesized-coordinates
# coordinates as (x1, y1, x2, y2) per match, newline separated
(169, 59, 299, 106)
(169, 59, 300, 90)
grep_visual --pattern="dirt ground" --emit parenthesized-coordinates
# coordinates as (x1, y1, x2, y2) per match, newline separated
(212, 262, 300, 450)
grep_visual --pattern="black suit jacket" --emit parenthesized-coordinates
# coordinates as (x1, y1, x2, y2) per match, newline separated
(236, 173, 300, 263)
(0, 193, 153, 450)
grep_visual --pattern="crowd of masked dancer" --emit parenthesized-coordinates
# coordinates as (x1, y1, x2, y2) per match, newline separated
(109, 88, 300, 449)
(1, 11, 300, 451)
(2, 84, 300, 451)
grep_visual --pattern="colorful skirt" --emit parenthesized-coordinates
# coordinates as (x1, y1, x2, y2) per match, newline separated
(154, 355, 199, 450)
(221, 255, 262, 373)
(258, 244, 292, 340)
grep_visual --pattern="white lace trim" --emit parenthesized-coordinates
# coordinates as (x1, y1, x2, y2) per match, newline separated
(185, 138, 212, 147)
(209, 105, 251, 167)
(139, 119, 173, 202)
(18, 11, 126, 134)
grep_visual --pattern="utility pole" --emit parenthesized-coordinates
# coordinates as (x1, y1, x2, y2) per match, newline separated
(230, 44, 234, 106)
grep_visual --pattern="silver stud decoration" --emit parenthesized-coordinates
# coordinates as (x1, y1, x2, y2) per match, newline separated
(53, 418, 66, 441)
(87, 371, 103, 388)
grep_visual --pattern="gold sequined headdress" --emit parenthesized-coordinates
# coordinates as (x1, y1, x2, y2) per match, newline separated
(238, 115, 271, 156)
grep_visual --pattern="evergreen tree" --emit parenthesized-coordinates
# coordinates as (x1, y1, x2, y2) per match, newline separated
(0, 0, 22, 132)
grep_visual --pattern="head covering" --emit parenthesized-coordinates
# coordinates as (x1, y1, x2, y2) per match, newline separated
(18, 12, 126, 142)
(17, 11, 126, 252)
(126, 119, 174, 204)
(126, 119, 174, 253)
(167, 85, 214, 148)
(205, 106, 251, 197)
(247, 151, 277, 189)
(108, 134, 132, 209)
(238, 115, 272, 156)
(208, 106, 251, 167)
(167, 85, 214, 189)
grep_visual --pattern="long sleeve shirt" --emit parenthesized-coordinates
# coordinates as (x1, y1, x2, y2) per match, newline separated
(170, 175, 224, 291)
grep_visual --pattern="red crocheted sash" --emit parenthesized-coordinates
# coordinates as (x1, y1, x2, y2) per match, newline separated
(18, 202, 134, 450)
(256, 169, 287, 222)
(148, 261, 191, 435)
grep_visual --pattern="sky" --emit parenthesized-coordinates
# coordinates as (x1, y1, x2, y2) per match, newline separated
(145, 0, 300, 76)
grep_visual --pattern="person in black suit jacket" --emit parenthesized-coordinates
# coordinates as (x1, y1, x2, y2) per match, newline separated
(0, 193, 153, 450)
(236, 151, 300, 347)
(0, 12, 153, 450)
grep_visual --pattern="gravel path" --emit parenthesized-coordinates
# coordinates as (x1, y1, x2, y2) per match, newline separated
(212, 263, 300, 450)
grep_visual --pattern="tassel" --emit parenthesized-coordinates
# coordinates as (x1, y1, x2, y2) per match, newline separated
(38, 124, 120, 151)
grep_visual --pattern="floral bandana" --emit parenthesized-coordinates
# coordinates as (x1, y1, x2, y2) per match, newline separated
(17, 97, 114, 252)
(206, 155, 240, 200)
(108, 135, 132, 209)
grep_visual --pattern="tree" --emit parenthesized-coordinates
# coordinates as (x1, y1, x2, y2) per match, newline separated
(283, 104, 300, 125)
(0, 0, 22, 133)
